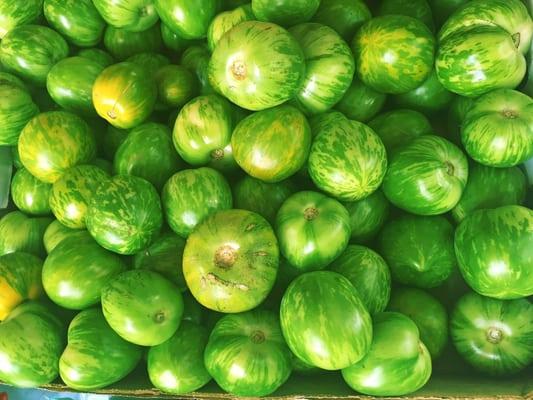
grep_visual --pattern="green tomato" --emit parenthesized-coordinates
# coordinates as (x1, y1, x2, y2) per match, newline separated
(10, 168, 52, 216)
(207, 4, 254, 51)
(379, 214, 456, 288)
(43, 220, 83, 254)
(330, 245, 391, 315)
(377, 0, 435, 31)
(183, 209, 279, 313)
(182, 45, 215, 95)
(252, 0, 320, 26)
(77, 48, 115, 68)
(126, 52, 170, 76)
(343, 189, 390, 244)
(342, 312, 432, 396)
(461, 89, 533, 167)
(334, 78, 387, 122)
(352, 15, 435, 94)
(154, 0, 218, 39)
(161, 23, 195, 53)
(155, 65, 198, 109)
(148, 321, 211, 394)
(0, 80, 39, 146)
(102, 270, 184, 346)
(280, 271, 372, 370)
(59, 308, 142, 390)
(0, 0, 43, 39)
(205, 310, 292, 396)
(388, 287, 448, 359)
(454, 205, 533, 299)
(0, 212, 51, 258)
(312, 0, 371, 42)
(276, 191, 351, 273)
(382, 135, 468, 215)
(92, 0, 159, 32)
(103, 24, 163, 60)
(451, 292, 533, 375)
(162, 167, 233, 238)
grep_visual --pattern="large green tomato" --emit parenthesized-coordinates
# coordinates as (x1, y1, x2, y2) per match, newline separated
(207, 4, 255, 51)
(452, 163, 527, 223)
(93, 62, 157, 129)
(252, 0, 320, 26)
(330, 245, 391, 315)
(133, 232, 187, 291)
(451, 292, 533, 375)
(0, 0, 43, 39)
(377, 0, 435, 31)
(352, 15, 435, 94)
(102, 270, 184, 346)
(233, 176, 296, 225)
(308, 111, 387, 201)
(461, 89, 533, 167)
(43, 0, 105, 47)
(368, 109, 432, 154)
(183, 209, 279, 313)
(0, 212, 51, 258)
(92, 0, 159, 32)
(46, 57, 105, 116)
(280, 271, 372, 370)
(312, 0, 371, 42)
(59, 308, 142, 390)
(148, 321, 211, 394)
(342, 312, 432, 396)
(114, 123, 183, 190)
(204, 310, 292, 397)
(388, 287, 448, 359)
(0, 25, 68, 85)
(103, 24, 163, 60)
(232, 105, 311, 182)
(334, 78, 387, 122)
(0, 80, 39, 146)
(162, 167, 233, 238)
(289, 23, 355, 115)
(155, 0, 218, 39)
(86, 175, 163, 255)
(208, 21, 305, 111)
(43, 220, 84, 254)
(343, 189, 389, 244)
(49, 165, 110, 229)
(155, 65, 197, 109)
(0, 301, 65, 387)
(276, 191, 351, 272)
(42, 232, 127, 310)
(0, 252, 43, 321)
(454, 205, 533, 299)
(18, 111, 97, 183)
(378, 214, 456, 288)
(10, 168, 52, 216)
(382, 135, 468, 215)
(173, 94, 234, 166)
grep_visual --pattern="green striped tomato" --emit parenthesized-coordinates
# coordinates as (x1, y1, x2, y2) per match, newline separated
(0, 0, 43, 39)
(252, 0, 320, 26)
(207, 4, 254, 51)
(43, 220, 84, 254)
(154, 0, 218, 39)
(182, 45, 215, 95)
(103, 24, 163, 60)
(10, 168, 52, 216)
(335, 78, 387, 122)
(280, 271, 372, 370)
(155, 65, 198, 109)
(312, 0, 371, 41)
(0, 212, 51, 258)
(0, 81, 39, 146)
(92, 0, 159, 32)
(343, 189, 390, 244)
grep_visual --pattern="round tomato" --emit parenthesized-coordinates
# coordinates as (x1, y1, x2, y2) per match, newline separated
(154, 0, 218, 39)
(10, 168, 52, 216)
(335, 78, 387, 122)
(0, 212, 51, 258)
(343, 189, 390, 244)
(92, 0, 158, 32)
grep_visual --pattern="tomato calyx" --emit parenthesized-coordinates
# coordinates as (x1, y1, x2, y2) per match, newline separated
(215, 245, 238, 270)
(511, 32, 520, 49)
(501, 109, 518, 119)
(304, 207, 319, 221)
(444, 161, 455, 176)
(486, 327, 504, 344)
(153, 310, 166, 324)
(250, 330, 266, 344)
(231, 60, 247, 81)
(211, 148, 224, 160)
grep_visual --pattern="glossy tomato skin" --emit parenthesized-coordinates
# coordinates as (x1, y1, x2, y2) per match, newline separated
(382, 135, 468, 215)
(207, 4, 254, 51)
(0, 0, 43, 39)
(0, 212, 51, 258)
(18, 111, 97, 183)
(93, 62, 157, 129)
(43, 220, 84, 254)
(312, 0, 371, 42)
(86, 175, 163, 255)
(454, 205, 533, 299)
(232, 105, 312, 182)
(162, 167, 232, 238)
(43, 0, 105, 47)
(252, 0, 320, 26)
(0, 80, 39, 146)
(208, 21, 305, 111)
(182, 45, 215, 95)
(388, 287, 448, 359)
(379, 214, 456, 288)
(352, 15, 435, 94)
(0, 25, 68, 85)
(451, 292, 533, 375)
(10, 168, 52, 216)
(204, 310, 292, 397)
(155, 0, 218, 39)
(342, 312, 432, 396)
(343, 189, 390, 244)
(0, 252, 43, 321)
(148, 321, 211, 394)
(59, 308, 142, 390)
(155, 65, 197, 109)
(42, 232, 127, 310)
(92, 0, 159, 32)
(452, 163, 527, 223)
(276, 191, 351, 272)
(101, 270, 184, 346)
(335, 78, 387, 122)
(461, 89, 533, 167)
(161, 23, 194, 52)
(0, 301, 65, 387)
(48, 165, 110, 229)
(330, 245, 391, 315)
(308, 112, 387, 201)
(183, 209, 279, 313)
(280, 271, 372, 370)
